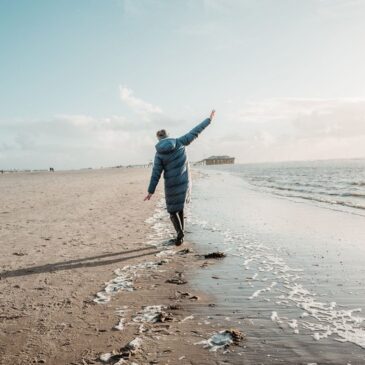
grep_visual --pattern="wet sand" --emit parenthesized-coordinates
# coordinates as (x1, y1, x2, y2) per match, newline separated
(188, 169, 365, 364)
(0, 168, 244, 365)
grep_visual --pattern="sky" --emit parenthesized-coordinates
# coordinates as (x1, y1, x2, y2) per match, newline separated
(1, 0, 365, 170)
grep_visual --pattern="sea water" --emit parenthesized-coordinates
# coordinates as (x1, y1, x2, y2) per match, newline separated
(188, 159, 365, 364)
(208, 159, 365, 216)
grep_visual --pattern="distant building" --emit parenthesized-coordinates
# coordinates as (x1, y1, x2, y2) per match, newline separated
(197, 155, 235, 165)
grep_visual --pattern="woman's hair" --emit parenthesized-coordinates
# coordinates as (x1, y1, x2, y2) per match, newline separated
(156, 129, 168, 140)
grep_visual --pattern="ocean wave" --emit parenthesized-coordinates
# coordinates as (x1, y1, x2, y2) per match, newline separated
(339, 192, 365, 198)
(271, 191, 365, 211)
(216, 159, 365, 214)
(350, 181, 365, 186)
(252, 183, 365, 201)
(252, 180, 342, 192)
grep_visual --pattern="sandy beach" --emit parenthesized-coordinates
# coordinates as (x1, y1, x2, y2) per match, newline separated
(0, 168, 243, 365)
(2, 163, 364, 365)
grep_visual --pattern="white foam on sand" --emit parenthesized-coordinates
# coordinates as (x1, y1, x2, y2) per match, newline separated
(181, 315, 194, 323)
(145, 199, 174, 245)
(95, 199, 174, 304)
(113, 318, 125, 331)
(249, 282, 277, 300)
(271, 311, 280, 322)
(288, 319, 299, 334)
(132, 305, 166, 323)
(100, 337, 143, 363)
(99, 353, 112, 362)
(128, 337, 143, 350)
(195, 331, 234, 352)
(94, 261, 161, 304)
(190, 215, 365, 350)
(155, 249, 175, 258)
(97, 200, 174, 362)
(114, 306, 129, 331)
(285, 283, 365, 347)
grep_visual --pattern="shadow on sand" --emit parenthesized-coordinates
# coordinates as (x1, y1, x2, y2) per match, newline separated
(1, 246, 160, 279)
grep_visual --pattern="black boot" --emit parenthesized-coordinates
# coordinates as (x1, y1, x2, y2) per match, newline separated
(178, 210, 184, 232)
(170, 213, 184, 246)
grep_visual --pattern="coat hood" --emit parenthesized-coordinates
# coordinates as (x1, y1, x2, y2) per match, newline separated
(155, 138, 176, 154)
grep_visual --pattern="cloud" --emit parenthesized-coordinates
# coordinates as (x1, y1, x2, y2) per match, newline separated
(210, 97, 365, 162)
(0, 84, 195, 169)
(232, 97, 365, 137)
(119, 86, 162, 116)
(2, 93, 364, 169)
(119, 85, 185, 132)
(291, 99, 365, 139)
(55, 114, 138, 131)
(56, 114, 95, 127)
(0, 113, 158, 169)
(234, 98, 365, 122)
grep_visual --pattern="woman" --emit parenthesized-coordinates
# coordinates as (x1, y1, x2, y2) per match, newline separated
(144, 110, 215, 245)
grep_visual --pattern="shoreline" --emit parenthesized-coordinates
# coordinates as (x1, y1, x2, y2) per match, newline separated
(0, 168, 244, 364)
(188, 168, 365, 364)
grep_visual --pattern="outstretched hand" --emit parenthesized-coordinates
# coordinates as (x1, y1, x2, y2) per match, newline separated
(144, 193, 153, 201)
(210, 109, 216, 120)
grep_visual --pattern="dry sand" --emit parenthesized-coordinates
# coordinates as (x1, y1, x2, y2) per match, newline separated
(0, 168, 244, 365)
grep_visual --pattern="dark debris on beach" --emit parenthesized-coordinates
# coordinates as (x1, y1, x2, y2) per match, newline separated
(203, 251, 226, 259)
(166, 272, 187, 285)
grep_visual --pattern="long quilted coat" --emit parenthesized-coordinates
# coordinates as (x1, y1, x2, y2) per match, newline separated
(148, 118, 211, 213)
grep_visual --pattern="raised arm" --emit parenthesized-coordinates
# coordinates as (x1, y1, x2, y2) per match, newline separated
(178, 110, 215, 146)
(145, 154, 163, 199)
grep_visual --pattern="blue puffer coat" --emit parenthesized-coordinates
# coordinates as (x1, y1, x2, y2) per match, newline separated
(148, 118, 211, 213)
